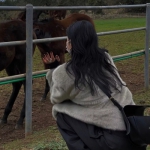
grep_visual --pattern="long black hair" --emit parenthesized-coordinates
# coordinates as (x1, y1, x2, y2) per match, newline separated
(66, 20, 124, 95)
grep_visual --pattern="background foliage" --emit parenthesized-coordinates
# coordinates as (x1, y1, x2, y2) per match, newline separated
(1, 0, 150, 12)
(0, 0, 150, 19)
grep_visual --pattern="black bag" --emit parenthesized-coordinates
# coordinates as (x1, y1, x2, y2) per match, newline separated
(101, 89, 150, 147)
(110, 97, 150, 147)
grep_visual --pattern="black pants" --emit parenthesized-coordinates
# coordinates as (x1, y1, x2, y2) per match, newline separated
(56, 113, 147, 150)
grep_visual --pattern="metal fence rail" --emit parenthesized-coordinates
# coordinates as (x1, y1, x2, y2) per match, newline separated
(0, 3, 150, 136)
(0, 49, 146, 84)
(0, 4, 147, 11)
(0, 27, 146, 47)
(32, 4, 147, 10)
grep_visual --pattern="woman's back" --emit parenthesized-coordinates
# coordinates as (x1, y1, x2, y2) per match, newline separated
(47, 52, 134, 131)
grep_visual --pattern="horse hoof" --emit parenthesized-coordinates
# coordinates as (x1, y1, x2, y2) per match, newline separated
(15, 124, 23, 130)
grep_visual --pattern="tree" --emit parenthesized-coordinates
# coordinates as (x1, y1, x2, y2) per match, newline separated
(120, 0, 150, 12)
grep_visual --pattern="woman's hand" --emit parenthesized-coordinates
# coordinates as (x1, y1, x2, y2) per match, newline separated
(42, 52, 60, 64)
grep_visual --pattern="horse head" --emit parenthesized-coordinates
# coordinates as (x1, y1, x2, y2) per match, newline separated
(33, 17, 66, 58)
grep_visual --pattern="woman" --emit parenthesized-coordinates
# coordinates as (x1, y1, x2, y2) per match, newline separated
(43, 20, 146, 150)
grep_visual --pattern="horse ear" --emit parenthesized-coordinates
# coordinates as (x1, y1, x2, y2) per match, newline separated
(17, 11, 26, 21)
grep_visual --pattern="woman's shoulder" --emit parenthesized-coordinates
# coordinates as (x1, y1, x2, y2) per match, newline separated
(104, 51, 111, 57)
(104, 51, 114, 63)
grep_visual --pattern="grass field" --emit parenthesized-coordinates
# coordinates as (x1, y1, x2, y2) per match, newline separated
(1, 16, 150, 150)
(95, 17, 146, 56)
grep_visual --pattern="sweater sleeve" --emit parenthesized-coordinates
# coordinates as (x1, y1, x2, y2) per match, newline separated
(46, 69, 55, 87)
(46, 64, 78, 104)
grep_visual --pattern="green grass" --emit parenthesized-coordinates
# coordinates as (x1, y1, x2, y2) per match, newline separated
(1, 16, 150, 150)
(2, 124, 150, 150)
(95, 17, 146, 56)
(94, 17, 146, 32)
(1, 126, 68, 150)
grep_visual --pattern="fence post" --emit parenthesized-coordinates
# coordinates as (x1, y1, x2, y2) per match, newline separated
(25, 4, 33, 137)
(144, 3, 150, 89)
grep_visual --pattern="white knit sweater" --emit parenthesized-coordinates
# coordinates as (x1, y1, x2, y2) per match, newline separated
(46, 53, 135, 131)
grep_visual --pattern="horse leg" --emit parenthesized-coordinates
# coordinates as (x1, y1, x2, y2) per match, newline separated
(15, 67, 33, 129)
(0, 62, 24, 128)
(40, 62, 50, 101)
(0, 81, 22, 125)
(40, 77, 50, 101)
(15, 80, 26, 129)
(15, 99, 25, 129)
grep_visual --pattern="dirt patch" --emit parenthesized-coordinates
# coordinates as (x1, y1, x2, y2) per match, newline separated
(0, 56, 146, 146)
(0, 77, 56, 145)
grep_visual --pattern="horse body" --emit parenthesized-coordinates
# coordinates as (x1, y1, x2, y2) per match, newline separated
(33, 13, 95, 101)
(0, 20, 36, 128)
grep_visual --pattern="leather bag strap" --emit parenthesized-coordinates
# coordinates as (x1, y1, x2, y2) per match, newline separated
(100, 87, 130, 135)
(109, 97, 130, 134)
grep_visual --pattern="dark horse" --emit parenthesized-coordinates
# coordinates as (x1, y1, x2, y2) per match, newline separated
(33, 13, 95, 101)
(0, 20, 36, 129)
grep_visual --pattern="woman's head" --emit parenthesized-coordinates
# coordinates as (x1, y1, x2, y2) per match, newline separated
(66, 20, 98, 56)
(66, 20, 123, 95)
